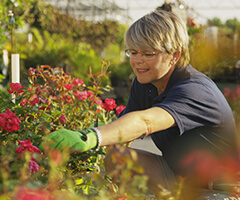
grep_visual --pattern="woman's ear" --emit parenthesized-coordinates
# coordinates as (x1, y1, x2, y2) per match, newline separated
(173, 51, 181, 63)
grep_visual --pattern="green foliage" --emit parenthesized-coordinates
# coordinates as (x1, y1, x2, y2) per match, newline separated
(22, 0, 126, 53)
(207, 17, 223, 27)
(13, 28, 107, 84)
(225, 18, 240, 34)
(0, 0, 35, 46)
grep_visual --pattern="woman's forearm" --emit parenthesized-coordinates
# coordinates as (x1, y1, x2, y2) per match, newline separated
(98, 107, 176, 146)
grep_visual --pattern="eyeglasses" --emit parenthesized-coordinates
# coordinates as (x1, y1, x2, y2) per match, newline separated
(125, 49, 159, 60)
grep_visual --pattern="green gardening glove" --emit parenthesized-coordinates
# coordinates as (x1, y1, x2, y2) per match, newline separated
(40, 128, 99, 152)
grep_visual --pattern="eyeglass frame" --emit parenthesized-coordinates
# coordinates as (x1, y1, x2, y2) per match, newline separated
(125, 49, 160, 60)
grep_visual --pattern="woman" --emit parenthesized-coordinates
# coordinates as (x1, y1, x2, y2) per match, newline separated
(43, 9, 239, 199)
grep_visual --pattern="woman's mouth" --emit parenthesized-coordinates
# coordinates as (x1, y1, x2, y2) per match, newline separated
(137, 68, 149, 74)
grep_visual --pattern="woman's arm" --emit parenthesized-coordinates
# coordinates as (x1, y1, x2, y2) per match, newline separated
(99, 107, 176, 146)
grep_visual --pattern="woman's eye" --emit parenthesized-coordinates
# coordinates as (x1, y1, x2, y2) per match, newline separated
(131, 51, 138, 55)
(144, 53, 154, 57)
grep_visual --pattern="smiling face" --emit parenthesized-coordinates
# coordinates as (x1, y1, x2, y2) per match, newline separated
(130, 50, 177, 92)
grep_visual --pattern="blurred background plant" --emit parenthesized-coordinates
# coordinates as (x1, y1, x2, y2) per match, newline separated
(223, 85, 240, 131)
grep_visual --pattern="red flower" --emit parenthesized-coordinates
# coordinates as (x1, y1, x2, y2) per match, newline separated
(103, 98, 117, 111)
(59, 115, 66, 124)
(15, 139, 41, 154)
(223, 88, 231, 98)
(63, 95, 71, 104)
(114, 194, 127, 200)
(35, 86, 42, 95)
(28, 67, 36, 76)
(20, 99, 28, 107)
(30, 95, 39, 106)
(87, 91, 93, 99)
(116, 105, 126, 115)
(74, 90, 88, 100)
(14, 186, 52, 200)
(0, 108, 21, 132)
(7, 83, 24, 95)
(39, 105, 51, 111)
(94, 97, 103, 105)
(181, 150, 240, 183)
(64, 83, 74, 90)
(72, 78, 84, 86)
(29, 157, 40, 173)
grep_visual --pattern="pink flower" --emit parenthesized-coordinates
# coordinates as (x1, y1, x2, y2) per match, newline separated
(28, 67, 36, 76)
(72, 78, 84, 86)
(39, 106, 51, 111)
(96, 108, 101, 113)
(14, 186, 52, 200)
(223, 88, 231, 98)
(64, 83, 74, 90)
(235, 85, 240, 96)
(0, 108, 21, 132)
(30, 95, 39, 106)
(7, 83, 24, 95)
(116, 105, 126, 115)
(74, 90, 88, 100)
(15, 139, 41, 154)
(20, 99, 28, 107)
(87, 91, 93, 99)
(59, 115, 66, 124)
(63, 95, 71, 104)
(103, 98, 117, 111)
(39, 96, 48, 104)
(114, 194, 127, 200)
(29, 157, 39, 173)
(35, 86, 42, 95)
(94, 97, 103, 105)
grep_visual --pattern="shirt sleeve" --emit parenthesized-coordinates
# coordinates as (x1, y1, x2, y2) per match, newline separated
(153, 80, 223, 135)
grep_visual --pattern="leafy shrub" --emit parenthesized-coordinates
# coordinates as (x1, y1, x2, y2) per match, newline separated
(0, 62, 157, 200)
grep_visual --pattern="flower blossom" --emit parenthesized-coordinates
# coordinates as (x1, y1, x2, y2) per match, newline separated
(7, 83, 24, 95)
(35, 86, 42, 94)
(28, 67, 36, 76)
(20, 99, 28, 107)
(74, 90, 88, 100)
(116, 105, 126, 115)
(72, 78, 84, 86)
(94, 97, 103, 106)
(30, 95, 39, 106)
(0, 108, 21, 132)
(223, 86, 240, 102)
(63, 95, 71, 104)
(15, 139, 41, 154)
(29, 157, 40, 173)
(14, 186, 52, 200)
(87, 91, 94, 99)
(59, 115, 66, 124)
(64, 83, 74, 90)
(103, 98, 117, 111)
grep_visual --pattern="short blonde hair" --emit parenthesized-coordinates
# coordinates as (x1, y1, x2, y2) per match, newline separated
(124, 9, 190, 68)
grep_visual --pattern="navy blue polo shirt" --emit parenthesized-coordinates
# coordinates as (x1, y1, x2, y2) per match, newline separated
(119, 65, 238, 162)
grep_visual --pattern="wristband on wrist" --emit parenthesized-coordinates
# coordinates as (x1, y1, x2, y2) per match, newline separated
(91, 127, 102, 151)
